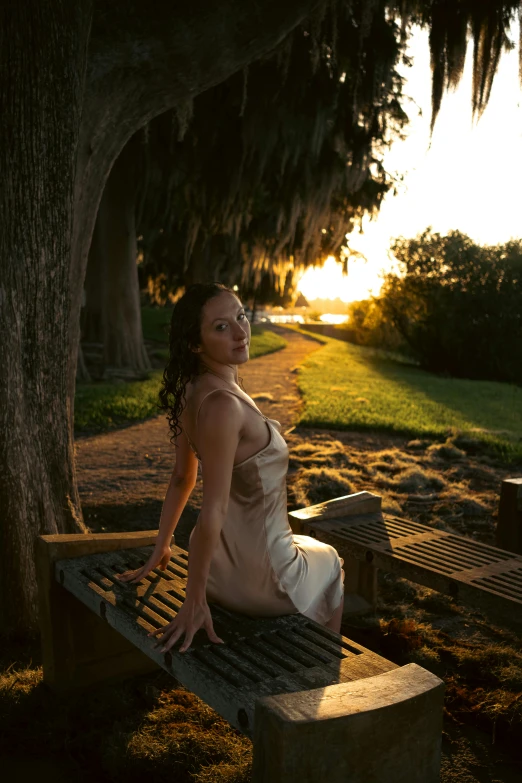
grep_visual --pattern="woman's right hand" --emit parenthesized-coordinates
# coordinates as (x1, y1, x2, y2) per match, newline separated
(115, 544, 172, 584)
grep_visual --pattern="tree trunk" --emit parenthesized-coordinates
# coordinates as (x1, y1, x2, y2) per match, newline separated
(99, 140, 150, 374)
(82, 217, 105, 345)
(0, 0, 91, 630)
(82, 138, 151, 378)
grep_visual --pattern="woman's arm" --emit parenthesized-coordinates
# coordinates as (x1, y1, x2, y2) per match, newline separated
(117, 431, 198, 583)
(149, 392, 243, 652)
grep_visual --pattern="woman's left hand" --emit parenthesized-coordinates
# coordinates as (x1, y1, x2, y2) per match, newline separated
(148, 595, 224, 653)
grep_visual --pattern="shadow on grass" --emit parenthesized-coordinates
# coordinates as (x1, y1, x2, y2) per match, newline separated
(361, 349, 522, 442)
(301, 340, 522, 461)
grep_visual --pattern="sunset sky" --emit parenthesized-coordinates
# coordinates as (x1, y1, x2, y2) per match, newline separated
(298, 25, 522, 303)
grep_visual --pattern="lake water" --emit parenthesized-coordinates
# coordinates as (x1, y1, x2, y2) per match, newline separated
(261, 313, 348, 325)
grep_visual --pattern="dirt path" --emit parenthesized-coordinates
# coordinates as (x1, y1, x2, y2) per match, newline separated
(75, 326, 320, 544)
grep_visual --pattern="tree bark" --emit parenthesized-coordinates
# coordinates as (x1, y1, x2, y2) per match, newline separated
(82, 217, 105, 345)
(0, 0, 319, 629)
(83, 138, 151, 377)
(0, 0, 91, 630)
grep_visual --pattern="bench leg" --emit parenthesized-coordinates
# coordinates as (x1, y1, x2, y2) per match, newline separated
(342, 558, 378, 616)
(252, 663, 444, 783)
(496, 478, 522, 554)
(36, 531, 161, 691)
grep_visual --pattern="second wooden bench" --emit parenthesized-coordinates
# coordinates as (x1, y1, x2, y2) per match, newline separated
(289, 491, 522, 628)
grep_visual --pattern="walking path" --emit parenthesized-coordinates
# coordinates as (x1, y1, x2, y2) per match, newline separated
(75, 326, 320, 543)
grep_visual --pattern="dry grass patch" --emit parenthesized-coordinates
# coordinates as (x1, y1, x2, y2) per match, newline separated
(342, 576, 522, 757)
(288, 438, 352, 470)
(290, 466, 357, 508)
(427, 438, 466, 462)
(0, 643, 251, 783)
(288, 430, 509, 542)
(394, 467, 446, 494)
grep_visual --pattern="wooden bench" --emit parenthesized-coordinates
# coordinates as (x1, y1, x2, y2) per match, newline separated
(36, 532, 444, 783)
(289, 491, 522, 628)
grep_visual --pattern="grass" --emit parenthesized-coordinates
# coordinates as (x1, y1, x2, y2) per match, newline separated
(248, 324, 286, 359)
(75, 315, 286, 435)
(75, 372, 165, 433)
(0, 636, 251, 782)
(296, 335, 522, 461)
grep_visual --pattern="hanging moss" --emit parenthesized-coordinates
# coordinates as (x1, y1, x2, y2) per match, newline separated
(136, 1, 522, 300)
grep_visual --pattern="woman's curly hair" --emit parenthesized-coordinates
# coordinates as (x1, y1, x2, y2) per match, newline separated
(159, 282, 236, 441)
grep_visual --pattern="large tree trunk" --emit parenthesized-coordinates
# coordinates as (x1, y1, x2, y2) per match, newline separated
(83, 138, 151, 378)
(0, 0, 91, 630)
(0, 0, 319, 630)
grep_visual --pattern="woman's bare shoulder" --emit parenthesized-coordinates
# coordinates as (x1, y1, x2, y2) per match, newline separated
(184, 377, 243, 425)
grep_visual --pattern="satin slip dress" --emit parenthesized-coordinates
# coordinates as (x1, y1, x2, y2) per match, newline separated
(185, 387, 345, 625)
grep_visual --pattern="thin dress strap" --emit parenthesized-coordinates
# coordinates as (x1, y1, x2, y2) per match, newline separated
(195, 387, 267, 425)
(185, 387, 267, 461)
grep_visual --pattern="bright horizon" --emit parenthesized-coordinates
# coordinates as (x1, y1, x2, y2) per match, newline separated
(298, 25, 522, 304)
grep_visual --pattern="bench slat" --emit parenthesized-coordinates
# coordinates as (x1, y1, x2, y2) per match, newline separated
(55, 543, 397, 736)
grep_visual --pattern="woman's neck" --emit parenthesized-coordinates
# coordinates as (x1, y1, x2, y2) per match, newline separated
(199, 358, 238, 385)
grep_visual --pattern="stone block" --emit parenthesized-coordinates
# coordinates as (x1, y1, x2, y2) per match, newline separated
(252, 663, 444, 783)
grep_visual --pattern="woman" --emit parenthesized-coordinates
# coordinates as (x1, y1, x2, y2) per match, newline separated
(118, 283, 344, 652)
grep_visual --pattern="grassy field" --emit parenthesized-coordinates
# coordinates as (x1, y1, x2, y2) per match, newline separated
(75, 318, 286, 434)
(296, 334, 522, 461)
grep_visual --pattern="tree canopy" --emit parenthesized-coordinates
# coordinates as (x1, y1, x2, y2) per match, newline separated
(359, 229, 522, 383)
(134, 0, 522, 303)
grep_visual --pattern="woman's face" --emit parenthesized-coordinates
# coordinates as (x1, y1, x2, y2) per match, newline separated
(197, 291, 251, 365)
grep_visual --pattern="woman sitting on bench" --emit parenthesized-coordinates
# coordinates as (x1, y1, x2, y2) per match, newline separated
(118, 283, 345, 652)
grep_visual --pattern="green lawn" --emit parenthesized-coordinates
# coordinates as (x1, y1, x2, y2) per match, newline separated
(75, 317, 286, 434)
(297, 336, 522, 461)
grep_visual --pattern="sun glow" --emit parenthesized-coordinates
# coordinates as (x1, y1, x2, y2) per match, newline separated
(297, 24, 522, 305)
(297, 255, 384, 304)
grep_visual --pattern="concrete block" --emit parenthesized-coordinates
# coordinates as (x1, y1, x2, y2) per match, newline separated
(252, 663, 444, 783)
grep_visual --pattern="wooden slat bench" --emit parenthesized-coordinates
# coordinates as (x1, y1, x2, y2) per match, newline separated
(36, 532, 444, 783)
(289, 492, 522, 628)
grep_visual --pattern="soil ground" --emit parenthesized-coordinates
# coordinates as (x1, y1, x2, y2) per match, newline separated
(50, 327, 522, 780)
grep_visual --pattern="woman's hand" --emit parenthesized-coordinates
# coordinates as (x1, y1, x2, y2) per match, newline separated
(115, 544, 172, 584)
(148, 596, 224, 653)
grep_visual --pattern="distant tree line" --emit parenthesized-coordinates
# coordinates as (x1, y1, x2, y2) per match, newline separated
(347, 229, 522, 384)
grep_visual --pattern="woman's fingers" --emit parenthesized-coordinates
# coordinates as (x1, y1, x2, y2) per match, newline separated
(147, 605, 223, 653)
(160, 624, 185, 652)
(179, 629, 196, 653)
(204, 616, 224, 644)
(115, 568, 141, 582)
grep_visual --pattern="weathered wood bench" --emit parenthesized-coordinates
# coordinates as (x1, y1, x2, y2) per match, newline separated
(289, 491, 522, 627)
(36, 531, 444, 783)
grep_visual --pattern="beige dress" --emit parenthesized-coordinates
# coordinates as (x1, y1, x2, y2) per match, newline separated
(186, 388, 344, 625)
